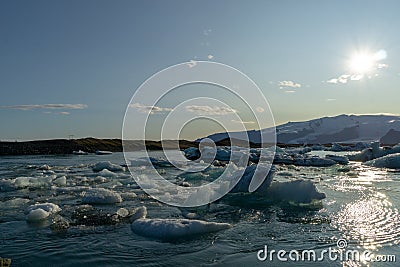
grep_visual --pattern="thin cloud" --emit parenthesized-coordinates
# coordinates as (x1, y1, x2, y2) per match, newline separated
(256, 107, 265, 113)
(187, 60, 197, 68)
(129, 103, 172, 114)
(278, 80, 301, 89)
(185, 105, 236, 115)
(284, 90, 296, 93)
(0, 104, 88, 110)
(59, 111, 70, 115)
(326, 49, 389, 85)
(231, 119, 255, 124)
(327, 74, 350, 84)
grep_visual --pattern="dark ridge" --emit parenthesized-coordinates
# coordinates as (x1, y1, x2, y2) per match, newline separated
(0, 138, 198, 156)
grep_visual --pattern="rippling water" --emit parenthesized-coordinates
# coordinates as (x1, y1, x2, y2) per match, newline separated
(1, 152, 400, 266)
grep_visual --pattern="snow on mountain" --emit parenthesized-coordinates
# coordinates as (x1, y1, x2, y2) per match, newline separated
(203, 114, 400, 144)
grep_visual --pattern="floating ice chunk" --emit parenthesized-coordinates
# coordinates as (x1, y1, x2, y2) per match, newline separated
(26, 208, 49, 222)
(330, 143, 348, 152)
(130, 206, 147, 221)
(132, 218, 231, 240)
(12, 176, 54, 189)
(116, 208, 129, 218)
(266, 180, 326, 203)
(183, 147, 200, 160)
(53, 176, 67, 186)
(14, 177, 31, 188)
(130, 207, 231, 240)
(82, 188, 122, 204)
(363, 153, 400, 169)
(26, 203, 61, 214)
(97, 169, 118, 177)
(230, 165, 275, 193)
(38, 164, 52, 170)
(325, 155, 349, 165)
(0, 198, 29, 209)
(349, 142, 400, 162)
(120, 192, 137, 200)
(92, 161, 124, 172)
(284, 147, 312, 155)
(293, 155, 336, 167)
(181, 211, 199, 219)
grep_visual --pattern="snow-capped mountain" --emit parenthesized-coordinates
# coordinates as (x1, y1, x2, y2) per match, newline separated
(203, 114, 400, 144)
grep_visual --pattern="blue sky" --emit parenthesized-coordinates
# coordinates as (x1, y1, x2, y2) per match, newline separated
(1, 0, 400, 140)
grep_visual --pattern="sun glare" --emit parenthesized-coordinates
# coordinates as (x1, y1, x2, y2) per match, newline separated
(349, 52, 375, 74)
(348, 49, 387, 74)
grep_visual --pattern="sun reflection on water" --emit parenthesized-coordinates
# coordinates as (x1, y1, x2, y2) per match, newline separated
(332, 192, 400, 250)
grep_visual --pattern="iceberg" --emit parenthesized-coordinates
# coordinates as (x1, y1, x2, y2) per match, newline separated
(82, 188, 122, 204)
(130, 206, 231, 240)
(92, 161, 124, 172)
(363, 153, 400, 169)
(26, 202, 61, 222)
(325, 155, 349, 165)
(266, 180, 326, 203)
(97, 169, 118, 178)
(183, 147, 200, 160)
(26, 208, 49, 222)
(349, 142, 400, 162)
(26, 203, 61, 214)
(53, 176, 67, 186)
(230, 165, 275, 193)
(274, 154, 336, 167)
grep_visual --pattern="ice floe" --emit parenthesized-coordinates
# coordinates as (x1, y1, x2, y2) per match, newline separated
(348, 142, 400, 162)
(25, 203, 61, 222)
(26, 203, 61, 214)
(130, 206, 231, 240)
(363, 153, 400, 169)
(26, 208, 49, 222)
(325, 154, 349, 165)
(82, 188, 122, 204)
(92, 161, 124, 172)
(266, 180, 326, 203)
(230, 165, 275, 193)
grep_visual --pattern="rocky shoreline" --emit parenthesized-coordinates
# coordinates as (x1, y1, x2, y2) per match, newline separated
(0, 138, 199, 156)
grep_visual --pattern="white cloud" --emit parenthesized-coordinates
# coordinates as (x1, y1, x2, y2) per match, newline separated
(207, 54, 214, 60)
(377, 63, 388, 69)
(187, 60, 197, 68)
(278, 80, 301, 89)
(256, 107, 265, 113)
(0, 104, 88, 110)
(185, 105, 236, 115)
(129, 103, 172, 114)
(60, 111, 70, 115)
(327, 74, 351, 84)
(231, 119, 255, 124)
(326, 98, 336, 101)
(350, 74, 363, 81)
(284, 90, 296, 93)
(327, 49, 389, 85)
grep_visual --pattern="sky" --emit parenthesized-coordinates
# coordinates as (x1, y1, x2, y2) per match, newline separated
(1, 0, 400, 141)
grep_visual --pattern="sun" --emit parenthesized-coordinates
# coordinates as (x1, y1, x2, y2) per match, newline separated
(348, 49, 387, 74)
(349, 52, 375, 74)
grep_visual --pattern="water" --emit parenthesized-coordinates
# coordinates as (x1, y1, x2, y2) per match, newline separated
(1, 151, 400, 266)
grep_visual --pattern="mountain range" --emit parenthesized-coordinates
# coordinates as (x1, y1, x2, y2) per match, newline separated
(203, 114, 400, 145)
